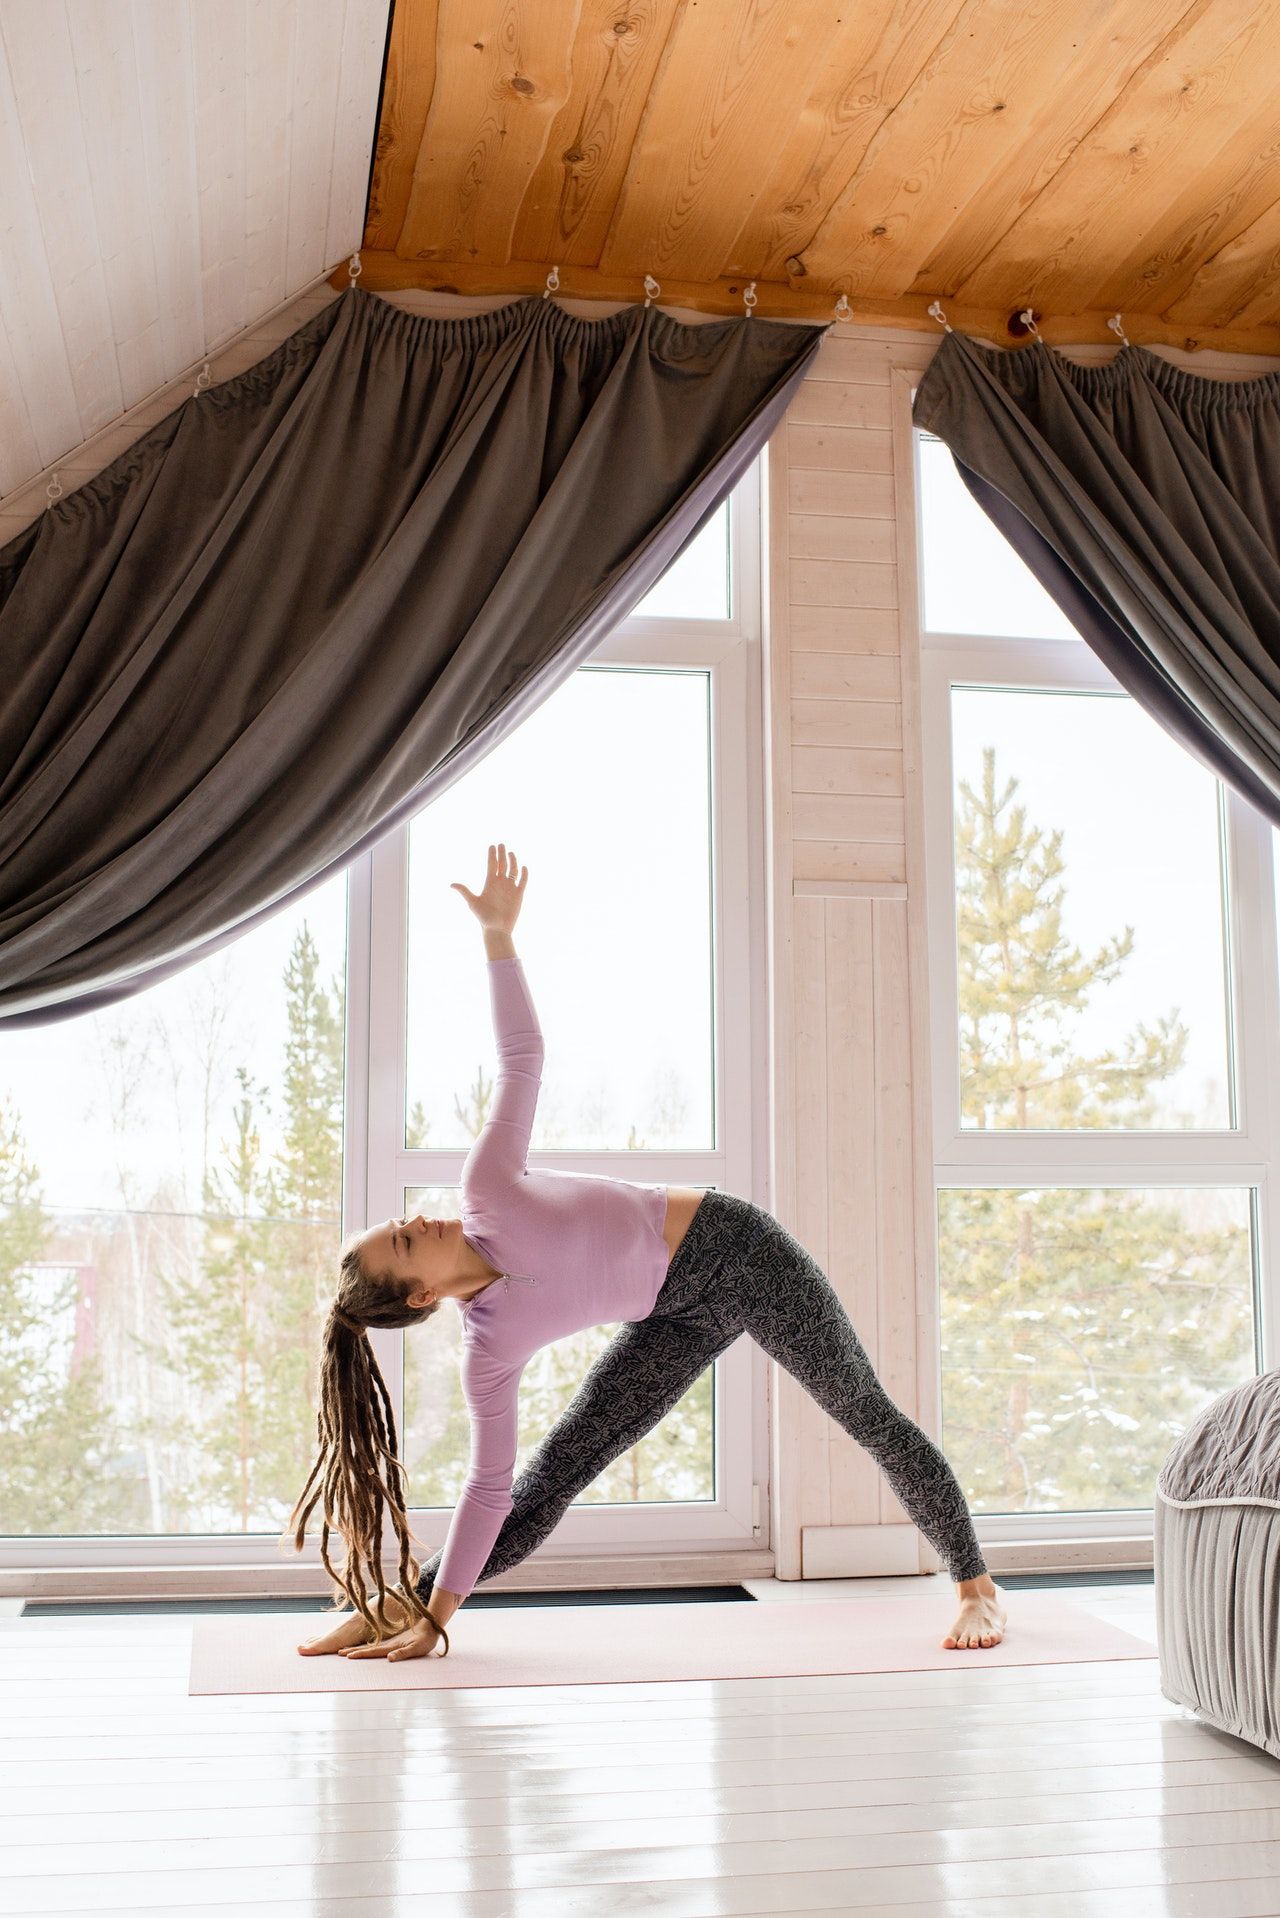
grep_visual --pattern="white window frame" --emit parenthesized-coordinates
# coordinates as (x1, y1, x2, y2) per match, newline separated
(4, 460, 774, 1594)
(913, 422, 1280, 1554)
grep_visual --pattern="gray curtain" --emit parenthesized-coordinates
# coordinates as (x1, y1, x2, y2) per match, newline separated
(0, 285, 828, 1027)
(911, 330, 1280, 829)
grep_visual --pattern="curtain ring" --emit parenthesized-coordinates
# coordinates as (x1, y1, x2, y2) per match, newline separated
(543, 264, 560, 299)
(1107, 311, 1130, 348)
(833, 292, 852, 323)
(347, 251, 362, 288)
(1018, 307, 1040, 337)
(743, 280, 757, 319)
(927, 300, 953, 334)
(193, 361, 211, 399)
(643, 273, 660, 308)
(45, 471, 63, 509)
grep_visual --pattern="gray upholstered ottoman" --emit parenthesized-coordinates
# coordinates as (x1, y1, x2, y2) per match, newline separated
(1154, 1368, 1280, 1759)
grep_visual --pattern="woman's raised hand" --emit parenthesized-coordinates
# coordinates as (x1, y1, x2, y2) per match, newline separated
(451, 842, 528, 932)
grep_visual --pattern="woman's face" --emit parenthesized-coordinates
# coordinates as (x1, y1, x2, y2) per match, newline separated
(360, 1212, 463, 1309)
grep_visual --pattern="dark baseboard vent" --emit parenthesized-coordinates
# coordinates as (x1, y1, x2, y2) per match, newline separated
(24, 1583, 757, 1617)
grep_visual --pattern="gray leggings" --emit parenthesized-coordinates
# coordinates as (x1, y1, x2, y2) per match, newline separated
(414, 1188, 988, 1599)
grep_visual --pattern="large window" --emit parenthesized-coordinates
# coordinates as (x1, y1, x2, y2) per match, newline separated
(2, 470, 765, 1584)
(0, 880, 350, 1537)
(916, 420, 1279, 1551)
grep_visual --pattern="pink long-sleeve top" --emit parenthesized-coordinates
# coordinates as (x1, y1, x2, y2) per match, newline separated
(432, 956, 672, 1598)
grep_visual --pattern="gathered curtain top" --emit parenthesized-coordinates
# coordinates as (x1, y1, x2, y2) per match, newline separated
(922, 326, 1280, 414)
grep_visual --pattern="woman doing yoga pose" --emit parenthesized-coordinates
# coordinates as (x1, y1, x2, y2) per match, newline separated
(291, 843, 1007, 1662)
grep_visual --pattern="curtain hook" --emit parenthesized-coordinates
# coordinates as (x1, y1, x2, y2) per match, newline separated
(1018, 307, 1040, 337)
(45, 471, 63, 508)
(1107, 311, 1130, 348)
(927, 300, 953, 334)
(643, 273, 661, 308)
(833, 292, 852, 323)
(743, 280, 758, 319)
(543, 264, 560, 299)
(347, 250, 362, 289)
(193, 361, 211, 399)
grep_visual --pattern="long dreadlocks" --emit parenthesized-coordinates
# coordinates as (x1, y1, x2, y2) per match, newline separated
(284, 1235, 440, 1642)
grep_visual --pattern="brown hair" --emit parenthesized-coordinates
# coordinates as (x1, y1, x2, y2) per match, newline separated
(283, 1231, 440, 1641)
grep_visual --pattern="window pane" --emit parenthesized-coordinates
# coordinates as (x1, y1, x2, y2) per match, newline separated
(917, 431, 1078, 640)
(405, 668, 714, 1151)
(401, 1184, 715, 1506)
(630, 499, 730, 619)
(0, 880, 348, 1536)
(951, 686, 1232, 1130)
(938, 1185, 1256, 1515)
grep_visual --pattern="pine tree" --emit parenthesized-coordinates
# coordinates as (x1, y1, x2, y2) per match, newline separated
(941, 748, 1252, 1513)
(255, 927, 346, 1512)
(0, 1096, 127, 1531)
(143, 1067, 278, 1528)
(144, 922, 347, 1531)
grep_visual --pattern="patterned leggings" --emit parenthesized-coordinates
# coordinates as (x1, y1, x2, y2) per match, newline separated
(413, 1188, 988, 1599)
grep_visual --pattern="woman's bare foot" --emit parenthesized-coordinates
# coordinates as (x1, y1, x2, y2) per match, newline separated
(297, 1588, 413, 1656)
(942, 1573, 1007, 1650)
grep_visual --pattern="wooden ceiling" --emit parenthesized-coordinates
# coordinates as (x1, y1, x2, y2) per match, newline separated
(330, 0, 1280, 354)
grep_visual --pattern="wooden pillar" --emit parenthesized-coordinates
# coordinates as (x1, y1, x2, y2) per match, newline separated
(764, 328, 946, 1579)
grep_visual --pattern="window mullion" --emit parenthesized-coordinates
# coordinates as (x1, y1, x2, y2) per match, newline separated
(1224, 787, 1280, 1366)
(342, 849, 374, 1244)
(365, 823, 410, 1434)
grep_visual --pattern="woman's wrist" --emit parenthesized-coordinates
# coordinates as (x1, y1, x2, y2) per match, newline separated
(427, 1587, 462, 1628)
(483, 928, 516, 960)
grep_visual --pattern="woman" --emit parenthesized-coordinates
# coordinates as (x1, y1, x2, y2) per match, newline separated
(291, 842, 1007, 1663)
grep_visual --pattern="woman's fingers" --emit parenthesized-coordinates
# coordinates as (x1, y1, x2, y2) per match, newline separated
(344, 1623, 438, 1660)
(453, 845, 526, 923)
(296, 1611, 371, 1656)
(343, 1629, 409, 1658)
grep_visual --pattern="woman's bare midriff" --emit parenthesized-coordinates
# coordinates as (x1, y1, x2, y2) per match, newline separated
(661, 1186, 707, 1267)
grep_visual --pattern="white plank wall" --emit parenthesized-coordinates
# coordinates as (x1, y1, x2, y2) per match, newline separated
(0, 0, 390, 503)
(765, 325, 947, 1581)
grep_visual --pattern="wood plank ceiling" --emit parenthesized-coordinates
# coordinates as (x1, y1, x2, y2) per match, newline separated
(336, 0, 1280, 356)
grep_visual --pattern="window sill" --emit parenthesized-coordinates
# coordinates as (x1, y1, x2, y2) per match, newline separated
(1, 1546, 778, 1606)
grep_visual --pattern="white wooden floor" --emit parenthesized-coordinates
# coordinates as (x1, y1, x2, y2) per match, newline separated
(3, 1572, 1280, 1917)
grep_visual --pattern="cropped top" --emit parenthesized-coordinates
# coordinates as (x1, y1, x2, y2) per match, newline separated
(432, 956, 672, 1598)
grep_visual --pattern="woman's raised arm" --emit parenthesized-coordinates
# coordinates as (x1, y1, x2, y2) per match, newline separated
(454, 844, 543, 1183)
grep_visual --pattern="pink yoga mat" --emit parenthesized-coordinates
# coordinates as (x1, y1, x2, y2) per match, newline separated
(188, 1594, 1156, 1695)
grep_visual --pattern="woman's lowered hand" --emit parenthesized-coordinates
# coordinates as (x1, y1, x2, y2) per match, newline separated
(342, 1614, 447, 1660)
